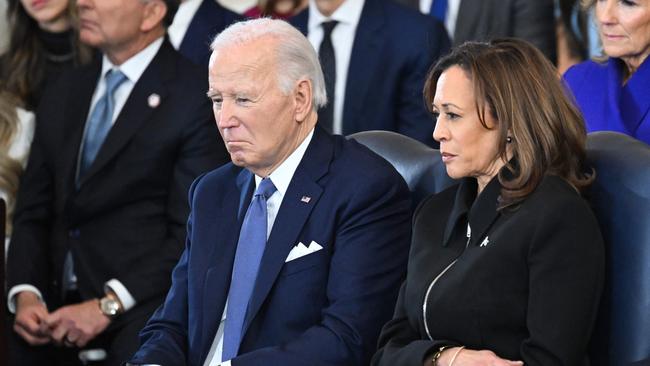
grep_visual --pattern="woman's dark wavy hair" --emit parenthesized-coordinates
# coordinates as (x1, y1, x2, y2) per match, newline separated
(423, 39, 594, 208)
(1, 0, 92, 108)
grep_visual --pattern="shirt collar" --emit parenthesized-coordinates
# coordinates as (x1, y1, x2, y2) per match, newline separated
(308, 0, 365, 34)
(100, 37, 164, 83)
(254, 128, 315, 196)
(442, 173, 502, 248)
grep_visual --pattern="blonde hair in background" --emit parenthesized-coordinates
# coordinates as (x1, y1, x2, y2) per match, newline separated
(0, 91, 24, 235)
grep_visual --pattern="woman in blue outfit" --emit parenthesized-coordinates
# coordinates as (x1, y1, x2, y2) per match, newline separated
(372, 39, 604, 366)
(564, 0, 650, 144)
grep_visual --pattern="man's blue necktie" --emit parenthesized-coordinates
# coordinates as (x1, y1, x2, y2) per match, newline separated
(430, 0, 448, 23)
(222, 178, 277, 360)
(78, 69, 127, 179)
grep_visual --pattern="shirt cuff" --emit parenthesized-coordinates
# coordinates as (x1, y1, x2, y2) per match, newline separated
(222, 361, 232, 366)
(104, 279, 136, 311)
(7, 284, 44, 314)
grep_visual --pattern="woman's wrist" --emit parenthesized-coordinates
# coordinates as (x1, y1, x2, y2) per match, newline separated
(434, 346, 463, 366)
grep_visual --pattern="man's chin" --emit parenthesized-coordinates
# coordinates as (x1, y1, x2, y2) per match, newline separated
(79, 32, 103, 49)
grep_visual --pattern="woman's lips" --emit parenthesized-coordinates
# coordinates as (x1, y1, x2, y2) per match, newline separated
(30, 0, 47, 9)
(440, 152, 456, 163)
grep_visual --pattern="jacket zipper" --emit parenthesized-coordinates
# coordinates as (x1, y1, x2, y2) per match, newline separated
(423, 223, 471, 340)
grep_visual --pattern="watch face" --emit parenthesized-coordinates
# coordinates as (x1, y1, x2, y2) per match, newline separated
(100, 297, 120, 317)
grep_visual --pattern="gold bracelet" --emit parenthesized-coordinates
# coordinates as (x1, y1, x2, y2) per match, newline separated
(431, 345, 453, 365)
(448, 346, 465, 366)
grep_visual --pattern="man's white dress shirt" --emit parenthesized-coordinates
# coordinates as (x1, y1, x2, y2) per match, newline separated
(307, 0, 365, 135)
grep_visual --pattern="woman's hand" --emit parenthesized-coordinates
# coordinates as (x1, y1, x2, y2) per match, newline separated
(431, 347, 524, 366)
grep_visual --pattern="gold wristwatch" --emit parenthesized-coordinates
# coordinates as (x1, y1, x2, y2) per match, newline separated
(99, 294, 123, 318)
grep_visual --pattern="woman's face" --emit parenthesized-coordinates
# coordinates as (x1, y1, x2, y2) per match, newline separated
(20, 0, 70, 32)
(432, 66, 506, 192)
(596, 0, 650, 69)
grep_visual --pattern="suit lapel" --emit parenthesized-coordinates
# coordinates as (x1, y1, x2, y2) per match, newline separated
(342, 0, 386, 135)
(242, 129, 332, 336)
(453, 0, 480, 43)
(77, 41, 175, 187)
(62, 61, 101, 192)
(200, 169, 255, 360)
(289, 9, 308, 35)
(179, 0, 227, 65)
(619, 58, 650, 134)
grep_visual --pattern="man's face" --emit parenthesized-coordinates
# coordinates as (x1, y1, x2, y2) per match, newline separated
(77, 0, 147, 50)
(313, 0, 346, 16)
(207, 38, 304, 177)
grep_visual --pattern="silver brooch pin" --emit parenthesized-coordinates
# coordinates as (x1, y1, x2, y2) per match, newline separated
(480, 237, 490, 247)
(300, 196, 311, 203)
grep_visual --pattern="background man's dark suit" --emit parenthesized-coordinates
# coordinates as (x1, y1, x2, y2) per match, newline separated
(130, 128, 412, 366)
(290, 0, 450, 147)
(393, 0, 557, 63)
(6, 39, 228, 364)
(178, 0, 243, 66)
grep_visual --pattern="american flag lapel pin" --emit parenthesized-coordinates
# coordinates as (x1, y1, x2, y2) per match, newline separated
(300, 196, 311, 203)
(148, 93, 161, 108)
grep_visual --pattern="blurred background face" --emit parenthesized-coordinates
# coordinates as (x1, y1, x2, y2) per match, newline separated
(432, 66, 504, 189)
(77, 0, 146, 50)
(596, 0, 650, 65)
(313, 0, 345, 16)
(20, 0, 70, 32)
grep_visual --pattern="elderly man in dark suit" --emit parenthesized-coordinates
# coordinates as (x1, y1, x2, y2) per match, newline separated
(290, 0, 450, 147)
(128, 18, 411, 366)
(5, 0, 229, 364)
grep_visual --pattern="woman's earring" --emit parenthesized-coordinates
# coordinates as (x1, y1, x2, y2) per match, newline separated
(506, 136, 513, 143)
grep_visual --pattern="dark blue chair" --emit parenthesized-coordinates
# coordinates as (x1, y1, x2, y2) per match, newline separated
(349, 130, 455, 208)
(586, 132, 650, 366)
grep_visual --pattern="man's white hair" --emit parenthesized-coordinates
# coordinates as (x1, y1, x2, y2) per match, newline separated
(211, 18, 327, 110)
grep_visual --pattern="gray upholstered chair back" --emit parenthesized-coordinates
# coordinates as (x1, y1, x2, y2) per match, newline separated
(349, 130, 456, 207)
(586, 132, 650, 366)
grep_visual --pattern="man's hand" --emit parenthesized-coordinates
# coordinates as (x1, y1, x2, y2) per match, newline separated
(429, 347, 524, 366)
(45, 299, 111, 348)
(13, 291, 51, 345)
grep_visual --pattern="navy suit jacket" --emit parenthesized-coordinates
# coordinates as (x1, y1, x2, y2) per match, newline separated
(130, 128, 412, 366)
(290, 0, 450, 147)
(178, 0, 243, 66)
(564, 57, 650, 145)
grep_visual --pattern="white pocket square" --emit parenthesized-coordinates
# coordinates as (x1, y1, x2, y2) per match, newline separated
(285, 241, 323, 262)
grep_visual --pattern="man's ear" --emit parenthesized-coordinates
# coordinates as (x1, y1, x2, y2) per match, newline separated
(141, 0, 167, 32)
(294, 79, 313, 123)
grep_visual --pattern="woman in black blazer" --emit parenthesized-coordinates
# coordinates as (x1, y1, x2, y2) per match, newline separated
(373, 39, 604, 366)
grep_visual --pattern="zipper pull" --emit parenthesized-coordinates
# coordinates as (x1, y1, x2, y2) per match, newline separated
(466, 223, 471, 247)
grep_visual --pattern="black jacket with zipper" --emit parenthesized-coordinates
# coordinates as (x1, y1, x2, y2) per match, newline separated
(373, 174, 604, 366)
